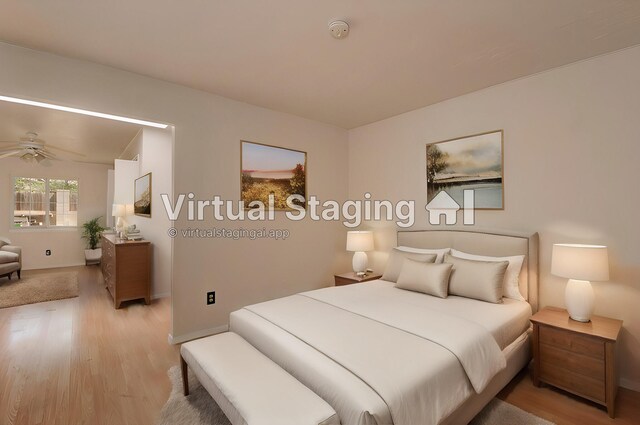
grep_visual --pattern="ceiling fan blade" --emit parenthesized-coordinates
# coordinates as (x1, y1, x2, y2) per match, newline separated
(0, 144, 21, 151)
(37, 150, 57, 159)
(46, 143, 86, 157)
(0, 150, 23, 159)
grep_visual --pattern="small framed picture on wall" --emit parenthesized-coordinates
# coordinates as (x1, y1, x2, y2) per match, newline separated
(134, 172, 152, 217)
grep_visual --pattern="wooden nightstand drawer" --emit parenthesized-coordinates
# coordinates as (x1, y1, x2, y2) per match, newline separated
(539, 325, 604, 360)
(539, 343, 604, 380)
(539, 361, 605, 403)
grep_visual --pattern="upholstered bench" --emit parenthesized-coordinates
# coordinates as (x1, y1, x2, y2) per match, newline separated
(180, 332, 339, 425)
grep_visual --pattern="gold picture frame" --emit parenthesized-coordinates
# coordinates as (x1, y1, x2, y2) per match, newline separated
(240, 140, 307, 211)
(426, 130, 504, 210)
(134, 172, 152, 217)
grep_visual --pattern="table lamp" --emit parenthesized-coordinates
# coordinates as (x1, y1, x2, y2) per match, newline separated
(346, 231, 374, 274)
(112, 204, 126, 234)
(551, 243, 609, 322)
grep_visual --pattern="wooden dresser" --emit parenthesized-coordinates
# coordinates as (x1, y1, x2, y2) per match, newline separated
(531, 307, 623, 418)
(101, 234, 151, 309)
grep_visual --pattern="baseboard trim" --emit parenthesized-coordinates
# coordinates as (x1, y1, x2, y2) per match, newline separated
(168, 324, 229, 345)
(620, 378, 640, 392)
(151, 292, 170, 300)
(23, 262, 86, 271)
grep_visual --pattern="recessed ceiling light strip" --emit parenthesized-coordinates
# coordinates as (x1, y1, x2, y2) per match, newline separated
(0, 95, 168, 129)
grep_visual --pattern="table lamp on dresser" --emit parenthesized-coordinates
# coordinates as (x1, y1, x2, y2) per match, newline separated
(551, 243, 609, 322)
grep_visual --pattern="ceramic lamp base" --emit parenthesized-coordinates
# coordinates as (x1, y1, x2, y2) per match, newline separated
(352, 251, 368, 273)
(115, 216, 124, 233)
(565, 279, 595, 322)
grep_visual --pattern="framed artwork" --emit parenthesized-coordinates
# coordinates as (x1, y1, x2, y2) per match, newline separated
(426, 130, 504, 210)
(241, 141, 307, 210)
(134, 172, 152, 217)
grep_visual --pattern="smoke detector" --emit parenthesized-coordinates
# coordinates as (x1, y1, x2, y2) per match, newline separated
(329, 20, 349, 39)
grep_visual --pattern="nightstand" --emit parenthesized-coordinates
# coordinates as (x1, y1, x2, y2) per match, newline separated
(334, 272, 382, 286)
(530, 307, 622, 418)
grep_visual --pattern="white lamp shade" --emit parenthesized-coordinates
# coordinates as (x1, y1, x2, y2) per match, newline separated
(346, 231, 374, 252)
(125, 204, 134, 216)
(551, 244, 609, 282)
(112, 203, 126, 217)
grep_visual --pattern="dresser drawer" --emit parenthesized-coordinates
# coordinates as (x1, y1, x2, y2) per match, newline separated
(539, 325, 604, 360)
(540, 361, 605, 403)
(539, 343, 604, 380)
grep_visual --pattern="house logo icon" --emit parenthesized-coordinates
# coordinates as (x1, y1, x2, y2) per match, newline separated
(425, 190, 475, 225)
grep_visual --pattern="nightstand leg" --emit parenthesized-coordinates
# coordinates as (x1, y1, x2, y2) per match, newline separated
(532, 324, 541, 387)
(605, 341, 617, 418)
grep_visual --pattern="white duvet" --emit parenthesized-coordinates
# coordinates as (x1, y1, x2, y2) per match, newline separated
(231, 281, 516, 425)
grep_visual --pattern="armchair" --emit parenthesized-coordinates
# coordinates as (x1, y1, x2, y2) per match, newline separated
(0, 237, 21, 280)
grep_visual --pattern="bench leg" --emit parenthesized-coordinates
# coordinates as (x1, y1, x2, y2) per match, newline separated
(180, 354, 189, 396)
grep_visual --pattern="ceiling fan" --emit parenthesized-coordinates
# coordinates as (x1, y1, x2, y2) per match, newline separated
(0, 132, 86, 163)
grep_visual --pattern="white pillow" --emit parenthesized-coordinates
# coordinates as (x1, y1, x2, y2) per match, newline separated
(396, 246, 451, 264)
(381, 248, 437, 283)
(450, 249, 525, 301)
(395, 259, 452, 298)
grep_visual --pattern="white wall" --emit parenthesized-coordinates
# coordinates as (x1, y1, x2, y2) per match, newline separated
(348, 46, 640, 390)
(106, 169, 114, 228)
(0, 157, 111, 269)
(119, 127, 173, 299)
(113, 159, 138, 204)
(0, 42, 350, 342)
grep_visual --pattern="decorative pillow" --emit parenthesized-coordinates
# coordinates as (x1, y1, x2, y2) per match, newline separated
(395, 259, 453, 298)
(396, 246, 450, 263)
(444, 254, 508, 304)
(381, 248, 437, 283)
(450, 249, 525, 301)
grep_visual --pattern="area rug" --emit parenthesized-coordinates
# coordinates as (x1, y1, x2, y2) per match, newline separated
(158, 366, 555, 425)
(0, 271, 79, 308)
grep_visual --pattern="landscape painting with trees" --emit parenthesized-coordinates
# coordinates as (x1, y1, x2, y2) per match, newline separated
(134, 173, 152, 217)
(241, 141, 306, 210)
(426, 130, 503, 209)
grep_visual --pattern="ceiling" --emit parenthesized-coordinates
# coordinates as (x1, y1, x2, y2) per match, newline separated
(0, 100, 141, 164)
(1, 1, 640, 128)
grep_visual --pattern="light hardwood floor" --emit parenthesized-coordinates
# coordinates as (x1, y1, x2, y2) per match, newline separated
(0, 266, 177, 425)
(499, 369, 640, 425)
(1, 265, 638, 425)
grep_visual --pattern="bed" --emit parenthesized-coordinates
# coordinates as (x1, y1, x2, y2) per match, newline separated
(229, 229, 539, 425)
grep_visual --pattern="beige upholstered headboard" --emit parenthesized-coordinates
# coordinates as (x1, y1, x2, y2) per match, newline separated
(397, 229, 539, 312)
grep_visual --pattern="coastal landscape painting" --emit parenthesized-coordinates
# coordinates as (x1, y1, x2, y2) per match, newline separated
(134, 173, 152, 217)
(241, 141, 306, 209)
(427, 130, 503, 209)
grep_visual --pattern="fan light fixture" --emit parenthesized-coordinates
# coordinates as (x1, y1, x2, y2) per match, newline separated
(0, 95, 168, 129)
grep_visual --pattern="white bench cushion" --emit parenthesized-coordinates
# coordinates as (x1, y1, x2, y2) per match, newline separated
(181, 332, 339, 425)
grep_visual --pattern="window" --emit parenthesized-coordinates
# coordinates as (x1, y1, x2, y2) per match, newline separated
(13, 177, 79, 228)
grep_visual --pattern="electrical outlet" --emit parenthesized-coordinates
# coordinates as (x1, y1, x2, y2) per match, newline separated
(45, 249, 51, 256)
(207, 291, 215, 305)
